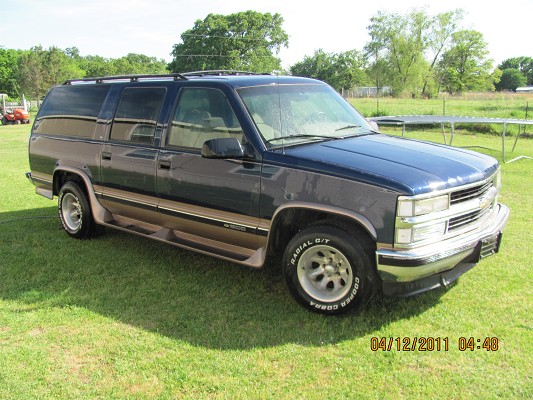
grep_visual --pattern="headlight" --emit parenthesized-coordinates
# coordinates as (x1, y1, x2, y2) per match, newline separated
(396, 194, 450, 246)
(396, 222, 447, 244)
(397, 195, 449, 217)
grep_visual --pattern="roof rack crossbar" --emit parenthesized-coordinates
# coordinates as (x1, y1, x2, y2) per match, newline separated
(64, 73, 188, 85)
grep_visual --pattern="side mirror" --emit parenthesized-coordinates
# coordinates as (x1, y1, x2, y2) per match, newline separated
(201, 137, 246, 159)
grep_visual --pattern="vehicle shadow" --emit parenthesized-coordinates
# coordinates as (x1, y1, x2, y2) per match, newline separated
(0, 207, 446, 350)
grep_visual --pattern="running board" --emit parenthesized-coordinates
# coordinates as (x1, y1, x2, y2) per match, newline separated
(102, 219, 264, 267)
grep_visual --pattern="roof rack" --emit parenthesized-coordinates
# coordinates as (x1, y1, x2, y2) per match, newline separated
(64, 73, 188, 85)
(181, 70, 271, 77)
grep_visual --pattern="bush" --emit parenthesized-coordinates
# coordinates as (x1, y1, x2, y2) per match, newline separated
(495, 69, 527, 91)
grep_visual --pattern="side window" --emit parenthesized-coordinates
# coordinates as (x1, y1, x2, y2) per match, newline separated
(34, 85, 110, 139)
(167, 88, 243, 149)
(110, 87, 166, 144)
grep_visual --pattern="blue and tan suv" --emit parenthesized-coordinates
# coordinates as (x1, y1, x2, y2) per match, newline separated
(26, 71, 510, 314)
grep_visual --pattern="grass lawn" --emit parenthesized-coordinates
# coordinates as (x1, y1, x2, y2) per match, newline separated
(353, 92, 533, 119)
(0, 115, 531, 399)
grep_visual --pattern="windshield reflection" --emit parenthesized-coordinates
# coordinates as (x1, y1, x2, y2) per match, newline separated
(237, 83, 374, 147)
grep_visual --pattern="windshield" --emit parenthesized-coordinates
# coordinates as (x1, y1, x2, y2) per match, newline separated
(237, 83, 375, 148)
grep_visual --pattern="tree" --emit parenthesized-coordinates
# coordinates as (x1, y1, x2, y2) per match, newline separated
(438, 30, 496, 94)
(498, 57, 533, 85)
(330, 50, 369, 92)
(421, 9, 464, 96)
(169, 11, 289, 73)
(290, 49, 331, 83)
(18, 46, 83, 99)
(0, 47, 23, 98)
(495, 68, 527, 91)
(290, 49, 332, 82)
(365, 9, 432, 97)
(71, 53, 168, 78)
(290, 49, 367, 92)
(364, 9, 464, 97)
(110, 53, 168, 75)
(78, 55, 115, 77)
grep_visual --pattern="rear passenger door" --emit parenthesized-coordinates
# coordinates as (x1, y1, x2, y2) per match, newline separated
(99, 86, 167, 223)
(157, 87, 263, 250)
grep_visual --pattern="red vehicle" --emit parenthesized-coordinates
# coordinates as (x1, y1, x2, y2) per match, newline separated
(1, 107, 31, 125)
(1, 94, 31, 125)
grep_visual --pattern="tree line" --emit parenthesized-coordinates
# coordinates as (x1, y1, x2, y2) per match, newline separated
(292, 9, 532, 97)
(0, 46, 168, 100)
(1, 9, 531, 101)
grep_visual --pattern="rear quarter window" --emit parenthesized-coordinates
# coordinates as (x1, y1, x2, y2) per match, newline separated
(33, 85, 110, 139)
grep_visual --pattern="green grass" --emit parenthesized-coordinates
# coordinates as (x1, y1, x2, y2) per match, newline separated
(353, 92, 533, 137)
(353, 92, 533, 119)
(1, 119, 532, 399)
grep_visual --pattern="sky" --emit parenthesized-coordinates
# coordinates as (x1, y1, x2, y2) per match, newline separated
(1, 0, 531, 69)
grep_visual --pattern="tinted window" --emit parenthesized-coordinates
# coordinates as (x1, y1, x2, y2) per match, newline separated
(39, 85, 110, 118)
(110, 87, 166, 144)
(167, 88, 243, 149)
(33, 85, 110, 138)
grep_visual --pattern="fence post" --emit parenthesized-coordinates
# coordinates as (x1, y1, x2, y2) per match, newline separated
(525, 101, 529, 135)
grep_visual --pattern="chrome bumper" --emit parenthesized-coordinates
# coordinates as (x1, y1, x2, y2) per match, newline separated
(376, 203, 510, 297)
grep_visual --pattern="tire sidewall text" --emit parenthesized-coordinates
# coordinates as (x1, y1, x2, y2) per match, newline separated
(284, 229, 368, 314)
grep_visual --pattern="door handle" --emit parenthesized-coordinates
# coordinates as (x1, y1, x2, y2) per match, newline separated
(102, 151, 112, 160)
(158, 160, 171, 170)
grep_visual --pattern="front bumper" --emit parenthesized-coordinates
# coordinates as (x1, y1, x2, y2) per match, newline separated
(376, 203, 510, 297)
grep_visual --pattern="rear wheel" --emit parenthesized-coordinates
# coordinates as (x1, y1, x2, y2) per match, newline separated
(58, 181, 98, 239)
(283, 225, 376, 315)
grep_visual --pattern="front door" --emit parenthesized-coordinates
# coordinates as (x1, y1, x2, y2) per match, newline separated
(157, 87, 262, 250)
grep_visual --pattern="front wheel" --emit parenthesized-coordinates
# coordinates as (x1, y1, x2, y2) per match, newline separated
(282, 225, 376, 315)
(58, 181, 98, 239)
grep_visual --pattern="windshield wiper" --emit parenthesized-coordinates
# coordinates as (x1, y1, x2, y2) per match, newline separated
(335, 124, 360, 132)
(266, 134, 339, 144)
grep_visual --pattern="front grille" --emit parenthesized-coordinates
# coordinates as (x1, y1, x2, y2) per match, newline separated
(395, 172, 500, 248)
(448, 207, 492, 231)
(450, 180, 493, 205)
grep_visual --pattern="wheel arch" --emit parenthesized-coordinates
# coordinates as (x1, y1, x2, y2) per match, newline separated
(267, 202, 378, 257)
(52, 166, 112, 224)
(53, 168, 86, 197)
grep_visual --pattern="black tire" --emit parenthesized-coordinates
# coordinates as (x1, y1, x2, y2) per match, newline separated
(58, 181, 98, 239)
(1, 117, 7, 125)
(282, 225, 376, 315)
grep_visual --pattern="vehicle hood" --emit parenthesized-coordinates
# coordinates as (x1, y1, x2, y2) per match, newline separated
(268, 134, 499, 195)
